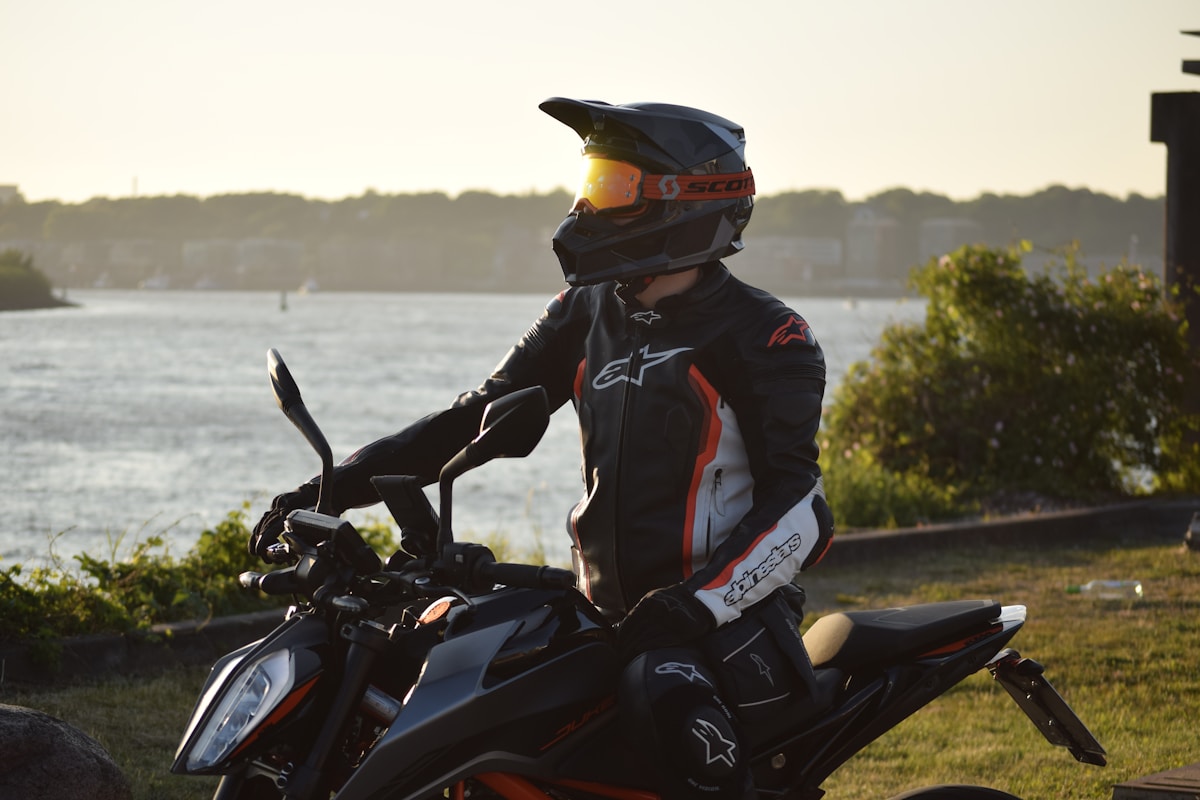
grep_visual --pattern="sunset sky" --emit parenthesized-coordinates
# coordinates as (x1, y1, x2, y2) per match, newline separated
(3, 0, 1196, 204)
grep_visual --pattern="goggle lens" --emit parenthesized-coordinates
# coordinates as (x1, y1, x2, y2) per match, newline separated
(571, 156, 756, 212)
(575, 157, 645, 212)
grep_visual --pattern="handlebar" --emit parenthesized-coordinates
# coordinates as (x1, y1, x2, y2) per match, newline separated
(242, 541, 577, 614)
(478, 561, 576, 590)
(240, 569, 372, 614)
(376, 556, 576, 601)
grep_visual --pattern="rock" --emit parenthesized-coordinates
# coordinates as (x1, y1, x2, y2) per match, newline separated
(0, 705, 132, 800)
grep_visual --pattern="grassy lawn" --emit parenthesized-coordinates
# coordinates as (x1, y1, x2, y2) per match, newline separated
(802, 526, 1200, 800)
(2, 665, 218, 799)
(4, 522, 1199, 800)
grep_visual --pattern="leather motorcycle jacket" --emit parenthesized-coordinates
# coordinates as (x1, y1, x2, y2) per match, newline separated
(326, 263, 833, 623)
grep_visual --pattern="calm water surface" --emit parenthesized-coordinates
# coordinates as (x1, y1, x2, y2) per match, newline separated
(0, 289, 923, 567)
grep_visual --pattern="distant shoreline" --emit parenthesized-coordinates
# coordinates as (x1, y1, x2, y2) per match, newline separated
(41, 281, 916, 302)
(0, 287, 75, 312)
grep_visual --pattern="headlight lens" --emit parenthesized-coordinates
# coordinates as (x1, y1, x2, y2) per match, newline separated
(186, 648, 295, 771)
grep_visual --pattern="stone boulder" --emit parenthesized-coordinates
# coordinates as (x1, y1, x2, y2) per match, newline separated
(0, 705, 132, 800)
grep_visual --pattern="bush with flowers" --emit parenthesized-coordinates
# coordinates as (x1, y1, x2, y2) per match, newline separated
(822, 243, 1198, 529)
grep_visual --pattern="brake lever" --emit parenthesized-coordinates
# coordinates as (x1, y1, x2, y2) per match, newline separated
(377, 568, 473, 608)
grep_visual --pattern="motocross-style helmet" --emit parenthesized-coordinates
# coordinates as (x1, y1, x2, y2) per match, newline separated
(540, 97, 756, 287)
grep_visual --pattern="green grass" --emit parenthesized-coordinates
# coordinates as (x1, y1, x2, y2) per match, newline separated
(2, 666, 218, 799)
(801, 530, 1200, 800)
(4, 527, 1199, 800)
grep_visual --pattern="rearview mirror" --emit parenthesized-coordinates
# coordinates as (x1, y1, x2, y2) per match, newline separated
(435, 386, 550, 553)
(268, 348, 303, 412)
(473, 386, 550, 462)
(267, 348, 335, 514)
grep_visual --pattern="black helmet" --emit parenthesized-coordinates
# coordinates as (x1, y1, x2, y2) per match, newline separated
(540, 97, 755, 287)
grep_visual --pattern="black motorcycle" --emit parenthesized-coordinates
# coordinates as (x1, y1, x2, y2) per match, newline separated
(172, 349, 1107, 800)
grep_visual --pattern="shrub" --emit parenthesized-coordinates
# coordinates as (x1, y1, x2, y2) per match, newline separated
(820, 444, 968, 530)
(0, 507, 400, 643)
(823, 243, 1197, 528)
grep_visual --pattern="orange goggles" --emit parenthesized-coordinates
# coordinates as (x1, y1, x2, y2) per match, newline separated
(574, 157, 755, 212)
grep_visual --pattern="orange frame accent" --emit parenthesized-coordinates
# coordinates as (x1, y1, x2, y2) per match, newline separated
(474, 772, 659, 800)
(918, 623, 1005, 658)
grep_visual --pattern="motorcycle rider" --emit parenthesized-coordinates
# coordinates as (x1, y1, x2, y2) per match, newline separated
(252, 97, 834, 800)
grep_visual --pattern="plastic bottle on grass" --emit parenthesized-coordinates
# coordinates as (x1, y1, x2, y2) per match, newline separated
(1065, 579, 1144, 600)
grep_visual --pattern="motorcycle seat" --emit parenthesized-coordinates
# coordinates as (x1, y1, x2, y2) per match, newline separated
(802, 599, 1002, 671)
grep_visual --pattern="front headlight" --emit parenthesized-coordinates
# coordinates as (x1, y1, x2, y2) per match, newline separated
(186, 648, 295, 771)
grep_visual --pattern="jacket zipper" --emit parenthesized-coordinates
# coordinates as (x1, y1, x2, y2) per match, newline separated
(712, 468, 725, 516)
(613, 324, 646, 610)
(702, 467, 726, 565)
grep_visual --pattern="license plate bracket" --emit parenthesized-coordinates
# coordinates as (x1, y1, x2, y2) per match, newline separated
(989, 648, 1107, 767)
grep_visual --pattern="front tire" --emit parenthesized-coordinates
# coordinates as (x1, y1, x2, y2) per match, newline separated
(212, 772, 282, 799)
(886, 787, 1024, 800)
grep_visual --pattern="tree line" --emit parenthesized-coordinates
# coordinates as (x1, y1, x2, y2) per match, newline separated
(0, 186, 1164, 294)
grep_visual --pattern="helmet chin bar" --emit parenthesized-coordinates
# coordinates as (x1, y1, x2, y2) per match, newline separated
(552, 201, 745, 287)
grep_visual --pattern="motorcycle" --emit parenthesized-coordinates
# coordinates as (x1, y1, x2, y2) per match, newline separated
(173, 349, 1107, 800)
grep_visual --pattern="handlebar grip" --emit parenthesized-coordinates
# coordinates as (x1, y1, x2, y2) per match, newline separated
(258, 568, 304, 595)
(238, 571, 263, 589)
(480, 562, 577, 590)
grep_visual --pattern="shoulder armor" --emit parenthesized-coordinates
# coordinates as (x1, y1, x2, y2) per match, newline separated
(760, 308, 817, 350)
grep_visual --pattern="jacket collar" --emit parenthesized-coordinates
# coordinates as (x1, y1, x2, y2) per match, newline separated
(618, 263, 730, 328)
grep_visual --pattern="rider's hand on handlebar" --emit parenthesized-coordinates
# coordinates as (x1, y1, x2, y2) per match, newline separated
(400, 526, 437, 559)
(250, 482, 319, 560)
(617, 583, 715, 662)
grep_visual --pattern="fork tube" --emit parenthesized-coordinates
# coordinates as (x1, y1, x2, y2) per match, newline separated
(280, 636, 379, 799)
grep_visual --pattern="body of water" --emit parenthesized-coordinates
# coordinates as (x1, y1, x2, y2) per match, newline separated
(0, 289, 924, 567)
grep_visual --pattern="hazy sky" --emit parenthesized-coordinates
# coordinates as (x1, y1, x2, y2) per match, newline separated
(3, 1, 1197, 205)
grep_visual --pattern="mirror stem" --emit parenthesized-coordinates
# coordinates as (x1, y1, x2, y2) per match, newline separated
(435, 446, 476, 554)
(436, 480, 454, 555)
(283, 402, 335, 516)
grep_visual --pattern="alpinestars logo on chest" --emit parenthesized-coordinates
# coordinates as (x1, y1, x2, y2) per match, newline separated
(592, 346, 693, 390)
(630, 310, 662, 326)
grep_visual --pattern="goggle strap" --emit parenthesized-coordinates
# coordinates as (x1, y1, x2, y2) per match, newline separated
(641, 169, 755, 201)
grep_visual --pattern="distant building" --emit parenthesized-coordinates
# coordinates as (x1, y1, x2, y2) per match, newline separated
(919, 218, 984, 263)
(0, 185, 21, 205)
(740, 234, 844, 290)
(235, 238, 305, 289)
(845, 207, 902, 283)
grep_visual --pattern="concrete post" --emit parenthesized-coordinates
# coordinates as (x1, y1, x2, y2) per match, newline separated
(1151, 34, 1200, 446)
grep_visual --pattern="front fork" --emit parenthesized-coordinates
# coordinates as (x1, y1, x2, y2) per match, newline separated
(277, 619, 398, 799)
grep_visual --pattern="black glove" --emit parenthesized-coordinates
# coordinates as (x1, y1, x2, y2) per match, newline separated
(250, 482, 319, 559)
(617, 583, 716, 662)
(399, 526, 437, 559)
